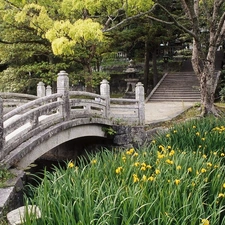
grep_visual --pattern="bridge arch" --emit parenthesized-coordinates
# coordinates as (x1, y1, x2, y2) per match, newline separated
(3, 118, 113, 169)
(18, 124, 108, 169)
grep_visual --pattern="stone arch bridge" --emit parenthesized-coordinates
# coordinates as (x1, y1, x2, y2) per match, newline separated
(0, 71, 145, 169)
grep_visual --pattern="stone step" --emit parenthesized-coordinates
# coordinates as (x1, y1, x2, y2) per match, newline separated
(156, 90, 200, 93)
(158, 90, 199, 92)
(150, 94, 200, 98)
(149, 98, 201, 102)
(164, 79, 198, 81)
(158, 88, 199, 91)
(155, 88, 200, 91)
(148, 71, 201, 102)
(152, 94, 200, 97)
(148, 53, 223, 102)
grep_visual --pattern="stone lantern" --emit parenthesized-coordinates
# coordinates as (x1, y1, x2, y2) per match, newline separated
(124, 59, 139, 98)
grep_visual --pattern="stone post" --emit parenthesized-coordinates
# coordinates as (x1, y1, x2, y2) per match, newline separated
(100, 79, 110, 118)
(135, 82, 145, 125)
(37, 81, 45, 97)
(46, 85, 52, 96)
(0, 97, 3, 157)
(57, 70, 70, 120)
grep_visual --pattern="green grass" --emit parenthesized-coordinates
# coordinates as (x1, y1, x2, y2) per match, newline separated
(22, 116, 225, 225)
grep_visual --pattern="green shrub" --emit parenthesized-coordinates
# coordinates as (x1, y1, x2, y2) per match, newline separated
(0, 169, 14, 188)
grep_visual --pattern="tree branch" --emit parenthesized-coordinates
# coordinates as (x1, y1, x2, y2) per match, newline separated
(152, 3, 198, 39)
(215, 11, 225, 45)
(103, 2, 197, 40)
(103, 4, 158, 32)
(3, 0, 21, 10)
(0, 39, 47, 45)
(103, 10, 126, 30)
(211, 0, 224, 42)
(180, 0, 200, 38)
(212, 0, 224, 21)
(145, 15, 173, 25)
(180, 0, 194, 21)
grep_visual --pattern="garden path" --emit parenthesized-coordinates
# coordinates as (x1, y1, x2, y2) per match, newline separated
(145, 101, 195, 124)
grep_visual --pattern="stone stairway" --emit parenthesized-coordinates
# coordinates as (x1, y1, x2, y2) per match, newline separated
(146, 50, 224, 102)
(147, 71, 201, 102)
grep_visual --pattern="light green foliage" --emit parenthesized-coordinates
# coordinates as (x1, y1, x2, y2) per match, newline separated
(12, 1, 111, 88)
(45, 19, 103, 56)
(102, 126, 117, 136)
(69, 19, 103, 43)
(61, 0, 154, 16)
(14, 2, 105, 58)
(0, 0, 82, 93)
(45, 20, 73, 42)
(0, 0, 155, 92)
(60, 0, 121, 15)
(126, 0, 154, 15)
(51, 37, 76, 55)
(45, 19, 75, 55)
(15, 3, 53, 36)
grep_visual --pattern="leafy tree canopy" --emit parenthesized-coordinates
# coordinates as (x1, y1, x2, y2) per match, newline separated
(14, 0, 154, 59)
(61, 0, 154, 16)
(11, 0, 155, 91)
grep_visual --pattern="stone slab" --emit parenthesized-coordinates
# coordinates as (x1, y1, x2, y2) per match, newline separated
(7, 205, 41, 225)
(0, 169, 24, 217)
(0, 187, 14, 210)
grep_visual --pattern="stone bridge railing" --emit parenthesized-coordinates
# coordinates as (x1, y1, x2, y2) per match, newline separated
(0, 71, 145, 161)
(0, 92, 38, 114)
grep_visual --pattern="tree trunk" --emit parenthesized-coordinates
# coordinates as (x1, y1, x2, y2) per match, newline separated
(200, 54, 220, 116)
(192, 38, 219, 116)
(181, 0, 225, 116)
(83, 63, 93, 92)
(199, 67, 217, 116)
(143, 39, 150, 94)
(152, 48, 158, 87)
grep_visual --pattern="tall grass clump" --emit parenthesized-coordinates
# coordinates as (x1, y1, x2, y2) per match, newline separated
(23, 117, 225, 225)
(156, 116, 225, 158)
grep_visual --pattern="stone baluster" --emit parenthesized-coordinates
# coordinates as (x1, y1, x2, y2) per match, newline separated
(37, 81, 46, 97)
(0, 98, 3, 157)
(46, 85, 52, 96)
(57, 70, 70, 120)
(100, 79, 110, 118)
(135, 82, 145, 125)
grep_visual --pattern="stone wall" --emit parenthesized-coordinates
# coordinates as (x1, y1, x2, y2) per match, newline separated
(0, 169, 24, 218)
(29, 125, 167, 164)
(112, 125, 166, 149)
(40, 125, 167, 161)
